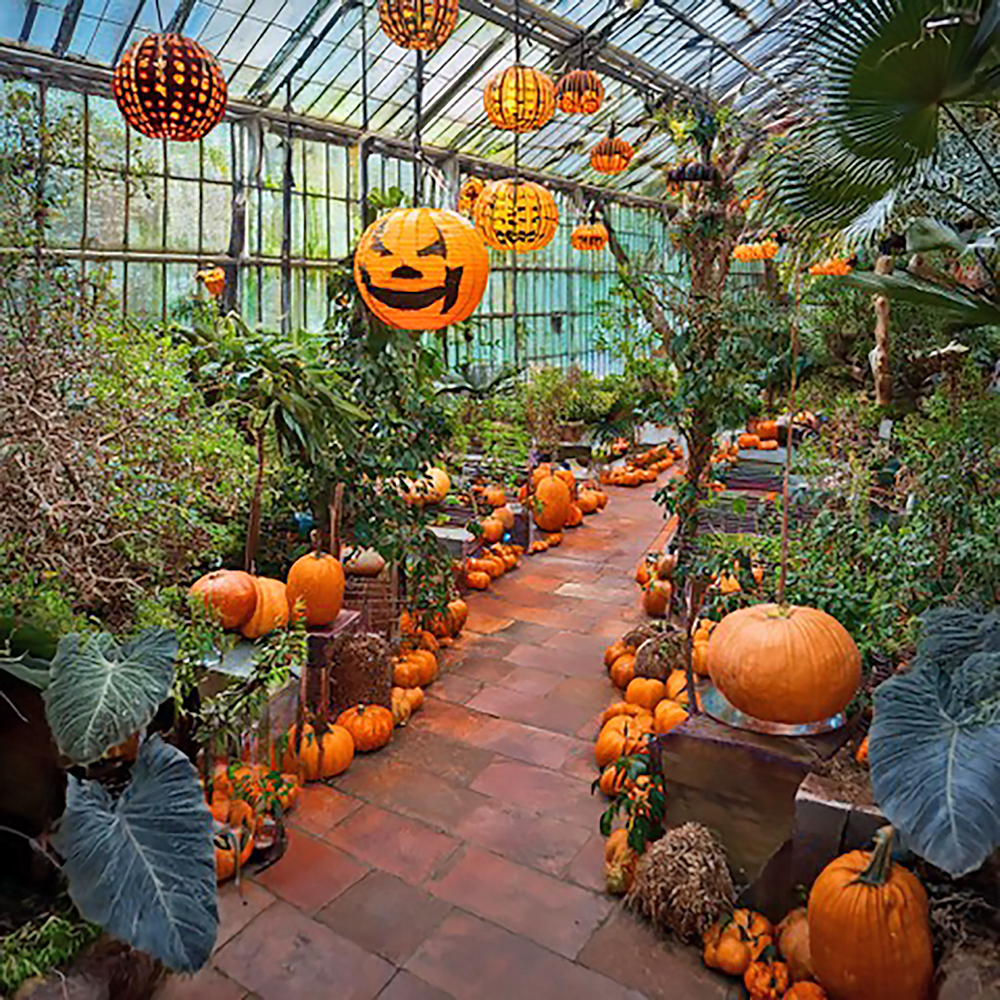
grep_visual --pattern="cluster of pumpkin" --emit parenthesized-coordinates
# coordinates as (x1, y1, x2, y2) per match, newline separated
(703, 826, 934, 1000)
(189, 539, 346, 639)
(634, 551, 676, 618)
(808, 257, 852, 277)
(464, 542, 524, 590)
(738, 419, 781, 452)
(601, 443, 681, 488)
(469, 485, 516, 545)
(731, 238, 780, 262)
(709, 440, 740, 466)
(513, 465, 608, 550)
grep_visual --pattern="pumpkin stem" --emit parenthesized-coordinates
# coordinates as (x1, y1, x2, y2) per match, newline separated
(855, 825, 896, 887)
(310, 528, 322, 557)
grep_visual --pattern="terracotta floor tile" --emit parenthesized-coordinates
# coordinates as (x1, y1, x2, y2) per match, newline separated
(470, 759, 604, 830)
(377, 970, 455, 1000)
(214, 901, 394, 1000)
(541, 630, 615, 656)
(464, 717, 575, 770)
(456, 637, 518, 660)
(452, 654, 515, 684)
(576, 909, 741, 1000)
(157, 966, 247, 999)
(427, 847, 611, 958)
(562, 832, 608, 892)
(509, 573, 564, 593)
(455, 799, 591, 875)
(549, 675, 615, 713)
(325, 804, 460, 884)
(491, 620, 558, 644)
(466, 685, 595, 737)
(290, 784, 364, 837)
(371, 728, 497, 787)
(495, 664, 566, 696)
(316, 870, 452, 965)
(405, 910, 635, 1000)
(503, 642, 601, 678)
(416, 699, 491, 742)
(560, 737, 601, 783)
(465, 610, 514, 634)
(253, 826, 367, 914)
(427, 673, 483, 705)
(215, 879, 276, 951)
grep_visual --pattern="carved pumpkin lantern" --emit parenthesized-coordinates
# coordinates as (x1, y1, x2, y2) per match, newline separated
(591, 134, 634, 175)
(483, 66, 556, 132)
(378, 0, 459, 48)
(473, 179, 558, 254)
(112, 33, 227, 142)
(457, 176, 485, 217)
(555, 69, 604, 114)
(571, 220, 608, 251)
(354, 207, 489, 330)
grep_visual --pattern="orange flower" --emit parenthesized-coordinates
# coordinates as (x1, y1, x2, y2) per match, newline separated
(764, 491, 778, 502)
(196, 267, 226, 297)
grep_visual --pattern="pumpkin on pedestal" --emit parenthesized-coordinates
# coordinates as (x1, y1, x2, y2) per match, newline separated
(706, 603, 860, 724)
(354, 208, 489, 331)
(189, 569, 258, 629)
(286, 535, 346, 626)
(240, 577, 289, 639)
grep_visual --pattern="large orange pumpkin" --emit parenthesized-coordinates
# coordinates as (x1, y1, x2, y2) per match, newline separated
(336, 704, 394, 752)
(354, 208, 489, 331)
(706, 604, 861, 724)
(808, 828, 933, 1000)
(624, 677, 665, 711)
(240, 577, 289, 639)
(189, 569, 257, 629)
(532, 473, 571, 531)
(286, 545, 346, 626)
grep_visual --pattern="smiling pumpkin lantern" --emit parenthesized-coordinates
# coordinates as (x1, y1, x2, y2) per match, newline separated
(354, 207, 489, 330)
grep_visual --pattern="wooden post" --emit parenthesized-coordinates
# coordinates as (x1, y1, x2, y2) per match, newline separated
(873, 255, 893, 407)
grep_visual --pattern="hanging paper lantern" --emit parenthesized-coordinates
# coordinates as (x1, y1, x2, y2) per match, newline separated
(665, 161, 719, 185)
(571, 221, 608, 251)
(555, 69, 604, 115)
(112, 33, 227, 142)
(483, 66, 556, 132)
(473, 179, 559, 254)
(457, 176, 485, 217)
(378, 0, 459, 49)
(354, 208, 489, 330)
(590, 135, 634, 175)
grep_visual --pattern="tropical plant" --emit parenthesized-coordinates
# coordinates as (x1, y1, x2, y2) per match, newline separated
(868, 607, 1000, 877)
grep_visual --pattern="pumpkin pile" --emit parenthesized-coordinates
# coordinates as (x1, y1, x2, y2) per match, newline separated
(464, 542, 523, 590)
(601, 443, 681, 488)
(190, 535, 347, 637)
(634, 551, 676, 618)
(738, 419, 780, 452)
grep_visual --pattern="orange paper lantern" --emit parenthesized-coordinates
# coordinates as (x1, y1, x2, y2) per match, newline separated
(473, 179, 558, 254)
(378, 0, 459, 49)
(591, 135, 634, 175)
(112, 33, 227, 142)
(354, 207, 489, 330)
(555, 69, 604, 114)
(457, 176, 485, 217)
(483, 66, 555, 132)
(571, 221, 608, 251)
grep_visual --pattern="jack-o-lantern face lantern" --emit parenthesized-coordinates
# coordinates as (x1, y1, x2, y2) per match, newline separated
(555, 70, 604, 114)
(571, 221, 608, 251)
(591, 136, 634, 175)
(473, 179, 559, 254)
(354, 207, 489, 331)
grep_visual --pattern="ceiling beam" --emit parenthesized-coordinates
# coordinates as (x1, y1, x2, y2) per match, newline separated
(53, 0, 84, 56)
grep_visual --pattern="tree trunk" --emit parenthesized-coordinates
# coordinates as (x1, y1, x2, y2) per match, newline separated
(873, 255, 893, 407)
(244, 425, 266, 573)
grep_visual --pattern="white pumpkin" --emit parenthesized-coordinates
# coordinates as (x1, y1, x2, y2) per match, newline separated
(342, 546, 386, 577)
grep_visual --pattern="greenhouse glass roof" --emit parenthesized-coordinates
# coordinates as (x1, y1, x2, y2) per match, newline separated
(0, 0, 809, 195)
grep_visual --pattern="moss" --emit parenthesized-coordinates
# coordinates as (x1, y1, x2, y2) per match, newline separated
(0, 908, 101, 996)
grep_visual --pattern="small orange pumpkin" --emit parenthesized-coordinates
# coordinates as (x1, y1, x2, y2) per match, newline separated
(214, 824, 254, 883)
(240, 577, 289, 639)
(598, 701, 650, 727)
(738, 433, 761, 450)
(624, 677, 666, 711)
(286, 539, 346, 626)
(743, 954, 790, 1000)
(466, 570, 490, 589)
(189, 569, 257, 629)
(609, 652, 636, 689)
(564, 504, 584, 528)
(642, 579, 672, 617)
(604, 828, 639, 895)
(480, 516, 505, 544)
(336, 704, 394, 752)
(783, 984, 828, 1000)
(594, 714, 652, 768)
(653, 699, 688, 734)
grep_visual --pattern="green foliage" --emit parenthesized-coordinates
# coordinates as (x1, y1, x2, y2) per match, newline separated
(596, 754, 667, 854)
(0, 906, 101, 996)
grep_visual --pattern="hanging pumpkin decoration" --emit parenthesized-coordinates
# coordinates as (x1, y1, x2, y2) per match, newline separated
(457, 176, 485, 216)
(591, 134, 634, 175)
(378, 0, 459, 49)
(112, 33, 227, 142)
(473, 179, 559, 253)
(555, 69, 604, 114)
(483, 65, 556, 132)
(706, 603, 861, 724)
(354, 207, 489, 330)
(571, 220, 608, 251)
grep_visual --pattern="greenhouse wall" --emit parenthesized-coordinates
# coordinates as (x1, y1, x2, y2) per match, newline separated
(0, 75, 680, 376)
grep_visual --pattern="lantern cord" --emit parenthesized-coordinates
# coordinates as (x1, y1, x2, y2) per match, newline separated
(414, 49, 424, 204)
(154, 0, 164, 31)
(514, 0, 522, 64)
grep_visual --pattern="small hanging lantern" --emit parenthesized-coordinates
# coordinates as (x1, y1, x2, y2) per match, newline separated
(457, 176, 485, 217)
(378, 0, 459, 49)
(555, 69, 604, 115)
(664, 161, 719, 185)
(354, 208, 490, 330)
(473, 179, 558, 253)
(571, 220, 608, 251)
(483, 66, 556, 133)
(590, 130, 634, 175)
(112, 33, 227, 142)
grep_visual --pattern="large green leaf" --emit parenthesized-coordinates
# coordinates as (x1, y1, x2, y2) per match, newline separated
(846, 271, 1000, 325)
(43, 630, 177, 765)
(0, 653, 50, 689)
(53, 735, 217, 971)
(870, 609, 1000, 876)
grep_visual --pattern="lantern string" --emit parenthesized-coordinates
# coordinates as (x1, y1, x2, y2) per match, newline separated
(514, 0, 522, 65)
(414, 49, 424, 204)
(154, 0, 164, 31)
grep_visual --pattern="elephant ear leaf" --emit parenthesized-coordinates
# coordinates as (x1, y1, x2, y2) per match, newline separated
(870, 610, 1000, 877)
(53, 735, 217, 971)
(44, 629, 177, 765)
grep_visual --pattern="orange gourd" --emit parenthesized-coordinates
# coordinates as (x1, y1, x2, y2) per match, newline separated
(466, 570, 490, 590)
(603, 828, 639, 895)
(808, 828, 933, 1000)
(286, 540, 346, 626)
(316, 726, 355, 778)
(609, 652, 636, 689)
(603, 639, 629, 668)
(533, 473, 571, 531)
(564, 504, 584, 528)
(546, 532, 562, 547)
(598, 701, 650, 727)
(754, 420, 778, 441)
(776, 908, 814, 983)
(493, 505, 515, 530)
(189, 569, 257, 629)
(642, 579, 672, 617)
(624, 677, 665, 711)
(336, 704, 394, 752)
(738, 433, 761, 449)
(577, 490, 599, 514)
(744, 955, 790, 1000)
(707, 603, 861, 724)
(653, 699, 688, 734)
(214, 824, 254, 883)
(240, 577, 289, 639)
(784, 985, 828, 1000)
(480, 517, 505, 543)
(759, 439, 779, 451)
(594, 714, 651, 768)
